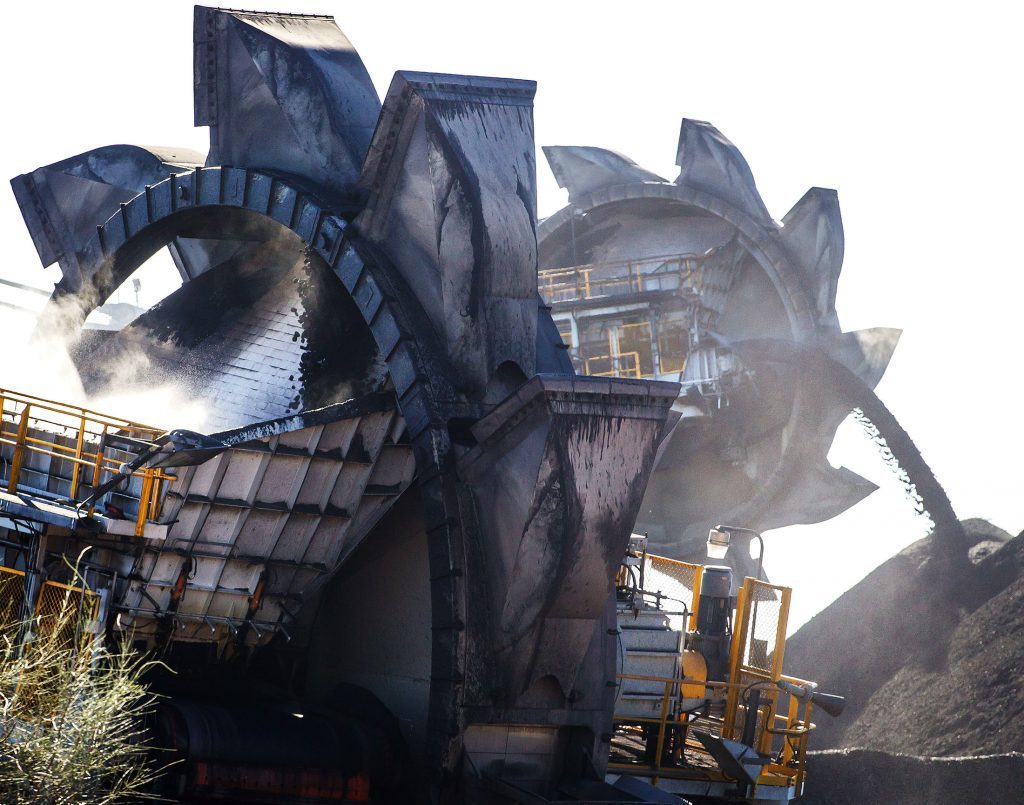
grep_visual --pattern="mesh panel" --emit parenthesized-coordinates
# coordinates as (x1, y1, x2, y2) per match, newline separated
(16, 582, 98, 713)
(35, 582, 98, 654)
(644, 555, 701, 616)
(0, 569, 25, 628)
(739, 581, 783, 674)
(727, 579, 791, 751)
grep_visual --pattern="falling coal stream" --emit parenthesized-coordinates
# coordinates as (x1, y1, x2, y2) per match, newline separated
(727, 337, 967, 560)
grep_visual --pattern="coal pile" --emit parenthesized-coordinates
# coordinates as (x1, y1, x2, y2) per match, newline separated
(784, 519, 1024, 802)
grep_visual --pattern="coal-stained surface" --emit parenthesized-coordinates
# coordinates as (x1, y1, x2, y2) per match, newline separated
(801, 749, 1024, 805)
(786, 519, 1024, 756)
(74, 231, 386, 431)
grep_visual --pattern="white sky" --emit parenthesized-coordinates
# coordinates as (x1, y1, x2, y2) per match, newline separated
(1, 1, 1021, 627)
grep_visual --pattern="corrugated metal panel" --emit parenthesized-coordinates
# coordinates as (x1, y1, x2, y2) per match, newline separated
(120, 405, 416, 647)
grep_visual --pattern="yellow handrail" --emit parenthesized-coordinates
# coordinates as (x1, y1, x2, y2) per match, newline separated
(612, 668, 815, 792)
(539, 252, 706, 304)
(0, 387, 174, 537)
(584, 350, 642, 378)
(0, 388, 164, 429)
(611, 577, 810, 795)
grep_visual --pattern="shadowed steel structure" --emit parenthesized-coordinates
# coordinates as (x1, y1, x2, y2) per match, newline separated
(535, 125, 964, 581)
(6, 7, 680, 803)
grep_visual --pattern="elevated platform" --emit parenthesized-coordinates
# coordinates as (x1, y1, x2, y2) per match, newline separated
(0, 489, 169, 539)
(0, 385, 415, 648)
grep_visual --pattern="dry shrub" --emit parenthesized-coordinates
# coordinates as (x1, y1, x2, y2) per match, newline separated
(0, 582, 167, 804)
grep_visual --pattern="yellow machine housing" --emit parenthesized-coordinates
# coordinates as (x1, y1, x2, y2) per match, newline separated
(679, 649, 707, 703)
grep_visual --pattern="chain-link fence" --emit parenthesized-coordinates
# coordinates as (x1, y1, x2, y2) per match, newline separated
(35, 581, 99, 654)
(0, 568, 25, 630)
(739, 581, 783, 673)
(726, 578, 792, 750)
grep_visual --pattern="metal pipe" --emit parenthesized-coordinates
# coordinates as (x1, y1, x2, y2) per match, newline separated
(741, 688, 762, 747)
(715, 524, 765, 581)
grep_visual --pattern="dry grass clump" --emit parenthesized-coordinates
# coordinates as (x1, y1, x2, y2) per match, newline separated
(0, 580, 166, 804)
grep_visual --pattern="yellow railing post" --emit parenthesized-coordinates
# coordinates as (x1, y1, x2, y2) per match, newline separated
(8, 405, 32, 494)
(69, 414, 87, 499)
(689, 564, 704, 630)
(797, 701, 812, 794)
(724, 583, 749, 738)
(135, 470, 155, 537)
(653, 677, 672, 773)
(0, 387, 169, 534)
(753, 585, 791, 754)
(88, 425, 108, 517)
(149, 473, 164, 522)
(772, 587, 792, 678)
(781, 694, 800, 766)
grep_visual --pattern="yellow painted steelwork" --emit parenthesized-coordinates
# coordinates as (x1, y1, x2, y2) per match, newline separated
(0, 566, 26, 627)
(610, 563, 814, 800)
(0, 571, 99, 647)
(0, 387, 174, 536)
(610, 673, 816, 796)
(615, 322, 654, 377)
(538, 252, 705, 305)
(35, 579, 100, 652)
(680, 649, 706, 699)
(724, 578, 792, 754)
(7, 576, 102, 712)
(584, 350, 642, 378)
(656, 323, 689, 375)
(644, 554, 704, 630)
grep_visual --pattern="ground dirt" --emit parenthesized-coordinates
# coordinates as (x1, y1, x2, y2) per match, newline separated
(799, 749, 1024, 804)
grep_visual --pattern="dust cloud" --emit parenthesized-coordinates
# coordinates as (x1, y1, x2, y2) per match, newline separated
(0, 305, 208, 433)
